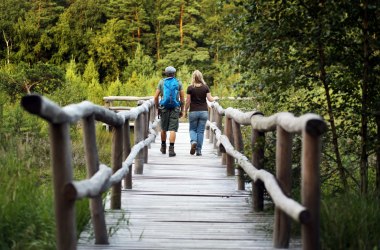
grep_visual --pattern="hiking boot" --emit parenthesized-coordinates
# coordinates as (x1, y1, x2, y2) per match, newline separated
(190, 142, 197, 155)
(196, 150, 202, 156)
(160, 144, 166, 154)
(169, 145, 176, 157)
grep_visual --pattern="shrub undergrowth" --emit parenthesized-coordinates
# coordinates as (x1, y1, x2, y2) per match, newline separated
(321, 193, 380, 250)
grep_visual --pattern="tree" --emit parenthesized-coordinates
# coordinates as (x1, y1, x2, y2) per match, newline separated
(0, 62, 64, 100)
(51, 0, 107, 66)
(0, 0, 29, 64)
(13, 0, 64, 63)
(155, 0, 210, 70)
(88, 18, 128, 82)
(107, 0, 151, 53)
(83, 58, 103, 104)
(230, 0, 380, 194)
(122, 44, 154, 81)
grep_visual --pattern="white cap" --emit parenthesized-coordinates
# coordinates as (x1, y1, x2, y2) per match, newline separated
(165, 66, 176, 74)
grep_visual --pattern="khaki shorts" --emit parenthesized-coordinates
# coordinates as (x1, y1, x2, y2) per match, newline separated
(160, 107, 180, 132)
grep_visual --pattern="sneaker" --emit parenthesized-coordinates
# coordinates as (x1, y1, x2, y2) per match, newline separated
(160, 144, 166, 154)
(196, 150, 202, 156)
(169, 145, 176, 157)
(190, 142, 197, 155)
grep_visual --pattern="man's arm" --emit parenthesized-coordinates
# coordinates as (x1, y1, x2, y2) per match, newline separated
(154, 89, 160, 109)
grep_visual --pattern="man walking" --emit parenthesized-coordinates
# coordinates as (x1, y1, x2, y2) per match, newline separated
(154, 66, 185, 157)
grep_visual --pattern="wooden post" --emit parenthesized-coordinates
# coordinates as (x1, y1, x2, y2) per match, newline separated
(123, 119, 132, 189)
(273, 126, 293, 248)
(111, 125, 123, 209)
(49, 123, 77, 250)
(209, 108, 215, 143)
(206, 107, 211, 139)
(232, 120, 245, 190)
(215, 111, 223, 153)
(225, 116, 235, 176)
(134, 112, 145, 174)
(150, 105, 155, 122)
(143, 110, 148, 163)
(148, 106, 154, 149)
(82, 115, 109, 244)
(301, 129, 322, 250)
(252, 128, 265, 212)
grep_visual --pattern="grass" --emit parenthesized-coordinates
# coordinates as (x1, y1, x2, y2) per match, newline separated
(321, 193, 380, 250)
(0, 138, 56, 250)
(0, 123, 112, 249)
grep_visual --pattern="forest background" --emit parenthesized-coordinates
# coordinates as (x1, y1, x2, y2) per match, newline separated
(0, 0, 379, 249)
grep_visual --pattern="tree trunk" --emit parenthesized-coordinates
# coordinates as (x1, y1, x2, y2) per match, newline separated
(375, 112, 380, 198)
(180, 2, 184, 47)
(360, 0, 369, 194)
(3, 31, 11, 64)
(135, 10, 141, 41)
(156, 20, 160, 60)
(317, 0, 348, 190)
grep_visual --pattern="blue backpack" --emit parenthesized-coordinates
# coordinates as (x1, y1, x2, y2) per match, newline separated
(159, 77, 180, 109)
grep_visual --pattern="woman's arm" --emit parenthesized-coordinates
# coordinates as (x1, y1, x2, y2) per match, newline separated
(206, 92, 219, 102)
(184, 94, 191, 117)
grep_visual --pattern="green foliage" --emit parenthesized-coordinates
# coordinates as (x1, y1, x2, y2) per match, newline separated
(52, 59, 87, 105)
(0, 101, 113, 248)
(0, 63, 64, 100)
(122, 44, 155, 81)
(176, 64, 191, 89)
(0, 134, 55, 249)
(106, 77, 124, 97)
(0, 0, 379, 247)
(88, 18, 128, 82)
(84, 58, 104, 104)
(321, 194, 380, 249)
(211, 62, 240, 98)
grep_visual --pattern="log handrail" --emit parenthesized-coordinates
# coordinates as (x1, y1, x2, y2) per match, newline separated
(207, 101, 327, 250)
(21, 94, 157, 250)
(21, 94, 325, 250)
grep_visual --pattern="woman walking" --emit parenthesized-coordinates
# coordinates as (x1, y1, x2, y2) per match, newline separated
(184, 70, 218, 156)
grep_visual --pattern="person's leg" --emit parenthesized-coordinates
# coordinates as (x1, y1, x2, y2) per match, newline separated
(188, 112, 198, 143)
(169, 130, 176, 143)
(196, 111, 208, 156)
(160, 130, 167, 154)
(188, 112, 199, 155)
(161, 130, 167, 141)
(160, 109, 169, 154)
(167, 108, 180, 157)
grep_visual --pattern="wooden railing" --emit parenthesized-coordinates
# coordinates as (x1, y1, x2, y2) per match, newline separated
(21, 94, 326, 250)
(207, 101, 327, 250)
(21, 94, 157, 250)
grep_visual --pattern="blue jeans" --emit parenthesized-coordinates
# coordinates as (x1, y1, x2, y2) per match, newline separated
(188, 111, 208, 151)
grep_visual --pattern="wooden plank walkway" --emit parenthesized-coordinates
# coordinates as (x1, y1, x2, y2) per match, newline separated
(78, 123, 301, 249)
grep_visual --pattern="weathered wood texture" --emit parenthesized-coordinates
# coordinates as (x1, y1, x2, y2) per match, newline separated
(207, 102, 326, 250)
(78, 123, 302, 250)
(21, 94, 156, 250)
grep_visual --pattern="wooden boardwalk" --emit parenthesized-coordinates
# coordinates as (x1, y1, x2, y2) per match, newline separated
(78, 123, 301, 250)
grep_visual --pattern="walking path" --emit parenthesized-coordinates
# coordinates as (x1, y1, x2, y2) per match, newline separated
(78, 123, 301, 249)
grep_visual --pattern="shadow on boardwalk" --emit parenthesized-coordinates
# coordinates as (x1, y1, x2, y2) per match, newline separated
(78, 123, 301, 250)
